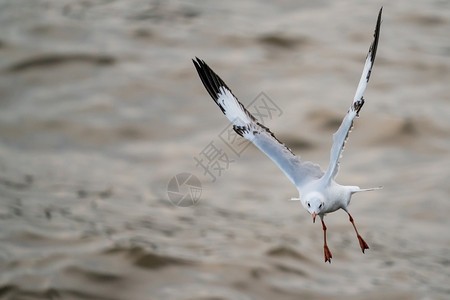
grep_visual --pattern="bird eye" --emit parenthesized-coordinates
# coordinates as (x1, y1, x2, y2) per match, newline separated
(319, 203, 323, 209)
(307, 202, 310, 208)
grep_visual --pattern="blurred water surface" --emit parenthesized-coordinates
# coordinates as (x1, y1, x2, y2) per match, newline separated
(0, 0, 449, 299)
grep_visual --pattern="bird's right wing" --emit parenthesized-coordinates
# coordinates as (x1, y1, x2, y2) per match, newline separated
(193, 58, 323, 188)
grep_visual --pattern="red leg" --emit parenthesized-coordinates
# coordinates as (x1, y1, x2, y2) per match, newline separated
(321, 219, 332, 263)
(348, 213, 369, 253)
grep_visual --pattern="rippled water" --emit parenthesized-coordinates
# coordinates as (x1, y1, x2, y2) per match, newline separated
(0, 1, 449, 299)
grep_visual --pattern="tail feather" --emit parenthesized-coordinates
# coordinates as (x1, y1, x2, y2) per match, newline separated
(351, 186, 383, 194)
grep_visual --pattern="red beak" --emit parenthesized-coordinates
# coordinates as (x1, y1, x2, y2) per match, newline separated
(312, 212, 316, 223)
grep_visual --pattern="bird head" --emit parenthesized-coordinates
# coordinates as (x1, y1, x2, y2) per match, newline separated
(303, 192, 325, 223)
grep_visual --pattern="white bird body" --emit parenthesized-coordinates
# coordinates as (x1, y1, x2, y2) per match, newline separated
(296, 180, 357, 216)
(296, 179, 381, 216)
(193, 8, 383, 263)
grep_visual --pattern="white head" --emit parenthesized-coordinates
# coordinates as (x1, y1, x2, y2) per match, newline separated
(303, 192, 325, 223)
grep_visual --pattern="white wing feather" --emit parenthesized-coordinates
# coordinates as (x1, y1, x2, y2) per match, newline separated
(322, 8, 382, 182)
(193, 58, 323, 188)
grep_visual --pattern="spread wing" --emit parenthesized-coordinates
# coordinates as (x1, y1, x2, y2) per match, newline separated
(322, 7, 382, 182)
(193, 57, 323, 188)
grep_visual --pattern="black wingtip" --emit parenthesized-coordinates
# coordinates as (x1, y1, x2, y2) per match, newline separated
(192, 57, 204, 71)
(192, 57, 232, 114)
(370, 7, 382, 63)
(193, 56, 203, 65)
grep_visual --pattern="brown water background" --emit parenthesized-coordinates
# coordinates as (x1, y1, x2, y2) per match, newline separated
(0, 1, 449, 299)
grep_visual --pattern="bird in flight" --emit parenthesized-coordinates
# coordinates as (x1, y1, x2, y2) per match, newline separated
(193, 8, 382, 263)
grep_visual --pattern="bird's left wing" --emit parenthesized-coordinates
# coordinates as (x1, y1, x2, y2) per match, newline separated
(193, 57, 323, 188)
(322, 8, 382, 183)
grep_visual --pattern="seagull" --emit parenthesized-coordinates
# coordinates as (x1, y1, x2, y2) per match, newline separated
(192, 8, 382, 263)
